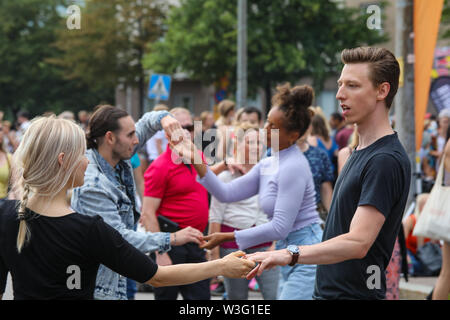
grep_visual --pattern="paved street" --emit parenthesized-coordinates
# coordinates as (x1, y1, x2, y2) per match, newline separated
(3, 272, 438, 300)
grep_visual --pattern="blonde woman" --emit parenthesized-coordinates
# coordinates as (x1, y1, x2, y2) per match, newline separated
(0, 116, 255, 300)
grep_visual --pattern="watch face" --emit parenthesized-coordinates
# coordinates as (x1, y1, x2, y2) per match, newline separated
(287, 245, 299, 254)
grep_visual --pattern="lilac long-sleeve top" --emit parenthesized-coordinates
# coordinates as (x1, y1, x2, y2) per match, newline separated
(198, 144, 320, 250)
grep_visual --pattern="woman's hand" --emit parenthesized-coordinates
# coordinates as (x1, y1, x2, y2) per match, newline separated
(220, 251, 256, 279)
(199, 232, 234, 250)
(169, 132, 197, 164)
(173, 226, 204, 246)
(160, 115, 183, 144)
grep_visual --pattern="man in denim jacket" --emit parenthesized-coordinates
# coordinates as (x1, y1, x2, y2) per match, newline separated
(71, 105, 204, 300)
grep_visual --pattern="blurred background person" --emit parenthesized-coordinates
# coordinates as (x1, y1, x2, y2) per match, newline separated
(2, 120, 19, 153)
(329, 112, 354, 150)
(78, 110, 90, 131)
(141, 107, 211, 300)
(143, 104, 169, 171)
(215, 100, 236, 162)
(308, 110, 338, 178)
(15, 110, 31, 142)
(297, 121, 334, 225)
(0, 121, 13, 199)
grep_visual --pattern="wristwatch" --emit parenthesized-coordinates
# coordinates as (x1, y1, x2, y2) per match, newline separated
(287, 245, 300, 266)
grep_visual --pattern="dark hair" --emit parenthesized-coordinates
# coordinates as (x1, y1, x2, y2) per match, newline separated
(331, 112, 344, 122)
(17, 110, 31, 120)
(86, 105, 129, 149)
(341, 47, 399, 109)
(271, 83, 314, 137)
(242, 106, 263, 122)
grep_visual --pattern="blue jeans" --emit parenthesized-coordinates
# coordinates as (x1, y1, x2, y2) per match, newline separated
(275, 223, 323, 300)
(220, 246, 279, 300)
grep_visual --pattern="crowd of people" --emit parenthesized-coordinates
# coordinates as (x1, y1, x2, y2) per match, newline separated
(0, 46, 449, 300)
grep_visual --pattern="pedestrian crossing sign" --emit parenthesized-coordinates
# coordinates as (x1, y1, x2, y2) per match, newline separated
(148, 74, 171, 100)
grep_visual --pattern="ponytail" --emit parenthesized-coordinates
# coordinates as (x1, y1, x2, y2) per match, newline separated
(17, 184, 31, 253)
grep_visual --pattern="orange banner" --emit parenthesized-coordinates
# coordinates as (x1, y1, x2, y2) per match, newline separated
(414, 0, 444, 151)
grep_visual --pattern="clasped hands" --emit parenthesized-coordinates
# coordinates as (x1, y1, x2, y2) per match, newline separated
(198, 232, 291, 280)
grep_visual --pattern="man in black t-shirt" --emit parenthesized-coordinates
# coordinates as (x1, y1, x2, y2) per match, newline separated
(245, 47, 411, 299)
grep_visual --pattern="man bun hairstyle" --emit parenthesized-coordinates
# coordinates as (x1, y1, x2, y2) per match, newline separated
(341, 47, 400, 109)
(86, 105, 129, 149)
(272, 83, 315, 138)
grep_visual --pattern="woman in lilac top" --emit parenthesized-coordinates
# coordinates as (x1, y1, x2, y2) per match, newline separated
(173, 83, 323, 300)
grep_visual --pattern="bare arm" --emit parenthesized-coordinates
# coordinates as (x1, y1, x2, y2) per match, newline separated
(246, 205, 386, 277)
(140, 196, 162, 233)
(445, 139, 450, 173)
(208, 222, 222, 261)
(147, 251, 255, 287)
(320, 181, 333, 212)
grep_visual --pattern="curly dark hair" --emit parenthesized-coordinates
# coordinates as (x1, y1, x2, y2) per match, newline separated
(271, 83, 314, 137)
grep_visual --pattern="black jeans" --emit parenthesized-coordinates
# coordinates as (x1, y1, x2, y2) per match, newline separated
(154, 243, 211, 300)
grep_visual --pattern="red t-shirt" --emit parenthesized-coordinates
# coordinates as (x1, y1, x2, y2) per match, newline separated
(144, 146, 209, 232)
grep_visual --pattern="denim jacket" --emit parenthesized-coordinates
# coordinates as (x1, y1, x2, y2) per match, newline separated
(71, 110, 172, 300)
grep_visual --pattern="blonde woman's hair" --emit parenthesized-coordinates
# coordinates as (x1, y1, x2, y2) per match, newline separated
(11, 116, 86, 253)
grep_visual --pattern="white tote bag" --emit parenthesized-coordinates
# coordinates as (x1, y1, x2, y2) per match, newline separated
(413, 155, 450, 242)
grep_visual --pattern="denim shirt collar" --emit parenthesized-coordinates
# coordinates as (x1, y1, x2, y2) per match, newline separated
(92, 149, 125, 186)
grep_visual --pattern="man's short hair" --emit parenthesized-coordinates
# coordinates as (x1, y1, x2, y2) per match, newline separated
(242, 106, 263, 122)
(341, 47, 400, 109)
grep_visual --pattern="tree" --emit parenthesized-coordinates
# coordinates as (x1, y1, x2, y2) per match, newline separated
(143, 0, 388, 111)
(50, 0, 167, 115)
(0, 0, 113, 118)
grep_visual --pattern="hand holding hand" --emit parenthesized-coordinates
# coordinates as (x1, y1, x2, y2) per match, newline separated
(199, 232, 233, 250)
(245, 249, 291, 279)
(220, 251, 257, 279)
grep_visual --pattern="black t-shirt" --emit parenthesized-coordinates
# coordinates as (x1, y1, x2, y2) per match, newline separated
(313, 133, 411, 300)
(0, 200, 158, 300)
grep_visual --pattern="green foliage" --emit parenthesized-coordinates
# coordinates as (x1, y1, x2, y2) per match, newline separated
(0, 0, 113, 117)
(51, 0, 166, 95)
(441, 0, 450, 39)
(143, 0, 388, 97)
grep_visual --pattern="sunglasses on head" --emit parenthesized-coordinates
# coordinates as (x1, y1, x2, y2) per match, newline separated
(182, 124, 194, 132)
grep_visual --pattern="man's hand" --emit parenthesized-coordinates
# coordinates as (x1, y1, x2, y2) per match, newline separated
(199, 232, 234, 250)
(173, 226, 204, 246)
(245, 249, 291, 279)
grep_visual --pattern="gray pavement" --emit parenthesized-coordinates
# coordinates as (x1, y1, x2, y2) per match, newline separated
(3, 272, 438, 300)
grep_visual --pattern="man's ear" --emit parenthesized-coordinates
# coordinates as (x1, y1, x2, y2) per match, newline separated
(377, 82, 390, 101)
(104, 131, 116, 145)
